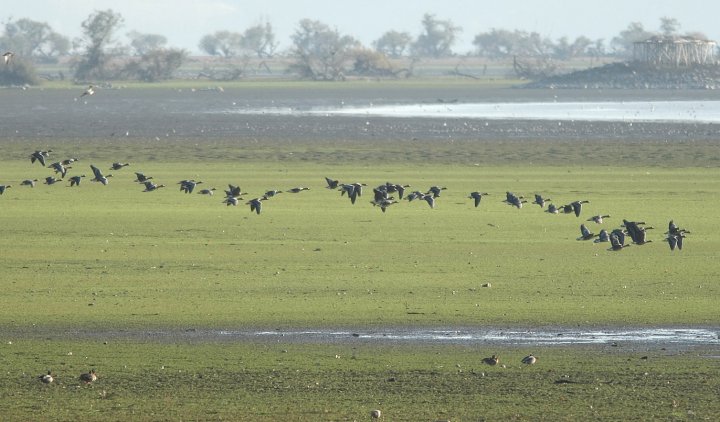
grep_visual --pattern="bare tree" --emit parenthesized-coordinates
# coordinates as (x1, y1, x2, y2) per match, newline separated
(0, 18, 69, 63)
(373, 30, 413, 58)
(199, 30, 243, 57)
(610, 22, 654, 57)
(127, 30, 167, 56)
(73, 9, 124, 80)
(240, 22, 277, 58)
(288, 19, 359, 80)
(660, 17, 681, 37)
(412, 13, 461, 58)
(122, 48, 187, 82)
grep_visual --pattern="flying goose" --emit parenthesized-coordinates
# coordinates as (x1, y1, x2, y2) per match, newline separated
(179, 179, 202, 193)
(594, 229, 610, 243)
(287, 187, 310, 193)
(48, 161, 71, 178)
(68, 175, 86, 187)
(90, 165, 112, 185)
(468, 192, 489, 207)
(532, 194, 551, 208)
(110, 162, 129, 170)
(134, 172, 153, 183)
(143, 181, 165, 192)
(79, 85, 95, 98)
(570, 200, 589, 217)
(427, 186, 447, 198)
(20, 179, 38, 187)
(44, 176, 61, 185)
(264, 189, 282, 198)
(578, 224, 596, 240)
(546, 203, 559, 214)
(246, 197, 265, 214)
(667, 233, 686, 251)
(0, 184, 11, 195)
(371, 198, 398, 213)
(587, 214, 610, 224)
(30, 150, 51, 166)
(198, 188, 216, 195)
(324, 177, 340, 189)
(609, 233, 630, 251)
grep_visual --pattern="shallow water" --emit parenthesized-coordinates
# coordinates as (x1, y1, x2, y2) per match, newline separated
(219, 327, 720, 346)
(222, 100, 720, 124)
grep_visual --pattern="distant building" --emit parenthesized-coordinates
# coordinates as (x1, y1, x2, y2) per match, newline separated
(633, 36, 716, 66)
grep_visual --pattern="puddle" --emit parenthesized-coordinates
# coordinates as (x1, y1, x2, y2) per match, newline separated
(217, 327, 720, 346)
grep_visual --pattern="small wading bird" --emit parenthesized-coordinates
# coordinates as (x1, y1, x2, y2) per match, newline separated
(79, 369, 97, 384)
(483, 354, 500, 366)
(39, 370, 54, 384)
(522, 354, 537, 365)
(3, 51, 13, 65)
(468, 191, 489, 207)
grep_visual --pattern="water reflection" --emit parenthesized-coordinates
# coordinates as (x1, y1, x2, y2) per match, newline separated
(223, 100, 720, 123)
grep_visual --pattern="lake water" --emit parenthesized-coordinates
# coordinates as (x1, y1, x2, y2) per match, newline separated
(227, 100, 720, 124)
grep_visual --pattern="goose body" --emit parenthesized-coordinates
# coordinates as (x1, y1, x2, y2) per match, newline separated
(110, 162, 129, 170)
(143, 181, 165, 192)
(247, 197, 264, 214)
(578, 224, 596, 240)
(79, 85, 94, 98)
(522, 354, 537, 365)
(324, 177, 340, 189)
(483, 354, 499, 366)
(0, 184, 11, 195)
(532, 194, 551, 208)
(3, 51, 14, 65)
(90, 165, 112, 185)
(69, 175, 86, 187)
(588, 214, 610, 224)
(30, 150, 51, 166)
(287, 187, 309, 193)
(134, 172, 153, 183)
(20, 179, 37, 187)
(79, 369, 97, 384)
(468, 192, 489, 207)
(39, 371, 54, 384)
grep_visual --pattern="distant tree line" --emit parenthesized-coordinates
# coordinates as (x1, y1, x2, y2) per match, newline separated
(0, 10, 711, 85)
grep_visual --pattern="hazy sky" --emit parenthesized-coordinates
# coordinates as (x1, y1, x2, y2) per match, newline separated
(4, 0, 718, 54)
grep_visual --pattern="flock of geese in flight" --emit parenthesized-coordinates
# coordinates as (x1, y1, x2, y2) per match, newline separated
(0, 149, 690, 252)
